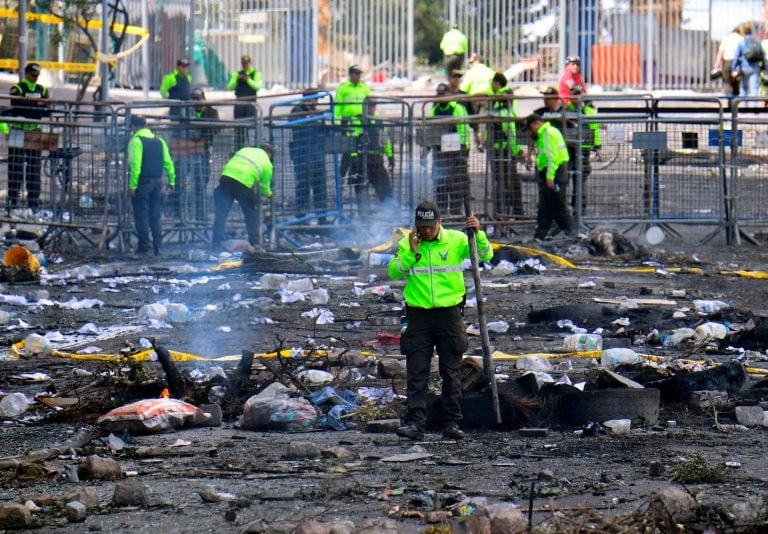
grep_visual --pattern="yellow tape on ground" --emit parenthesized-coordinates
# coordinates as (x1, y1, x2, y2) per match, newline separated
(720, 270, 768, 279)
(493, 243, 578, 269)
(10, 341, 327, 362)
(210, 260, 243, 271)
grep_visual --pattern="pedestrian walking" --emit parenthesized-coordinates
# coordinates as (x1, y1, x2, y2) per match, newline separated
(389, 200, 493, 441)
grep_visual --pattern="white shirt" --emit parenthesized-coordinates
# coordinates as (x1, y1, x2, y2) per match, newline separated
(719, 32, 743, 61)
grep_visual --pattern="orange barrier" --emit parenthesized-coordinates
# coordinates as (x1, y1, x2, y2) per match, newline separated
(591, 44, 642, 86)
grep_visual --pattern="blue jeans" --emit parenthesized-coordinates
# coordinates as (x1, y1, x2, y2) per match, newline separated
(741, 70, 760, 106)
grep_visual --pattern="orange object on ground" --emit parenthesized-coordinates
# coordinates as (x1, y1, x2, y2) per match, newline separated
(2, 245, 40, 272)
(97, 398, 210, 433)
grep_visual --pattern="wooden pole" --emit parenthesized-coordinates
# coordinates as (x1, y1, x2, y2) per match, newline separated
(464, 201, 502, 425)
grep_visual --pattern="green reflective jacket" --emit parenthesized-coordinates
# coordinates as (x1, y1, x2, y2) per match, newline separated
(126, 128, 176, 190)
(0, 122, 8, 136)
(429, 100, 470, 148)
(388, 227, 493, 309)
(159, 69, 192, 99)
(535, 122, 569, 181)
(459, 63, 495, 95)
(566, 102, 601, 149)
(334, 81, 371, 121)
(226, 67, 263, 94)
(490, 87, 522, 155)
(221, 147, 274, 197)
(440, 29, 468, 56)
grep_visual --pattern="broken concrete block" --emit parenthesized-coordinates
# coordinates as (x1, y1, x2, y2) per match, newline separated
(0, 503, 32, 529)
(690, 390, 730, 410)
(199, 403, 223, 427)
(735, 406, 765, 427)
(328, 521, 356, 534)
(321, 446, 357, 462)
(364, 419, 400, 433)
(65, 501, 87, 523)
(486, 504, 526, 533)
(287, 441, 320, 459)
(651, 487, 695, 522)
(62, 487, 100, 509)
(78, 455, 123, 480)
(377, 358, 406, 379)
(112, 479, 148, 507)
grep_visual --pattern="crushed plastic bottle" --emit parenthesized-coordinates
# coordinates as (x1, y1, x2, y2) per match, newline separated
(603, 419, 631, 435)
(665, 327, 695, 346)
(486, 320, 510, 333)
(515, 355, 552, 371)
(166, 303, 191, 323)
(308, 288, 330, 305)
(694, 322, 728, 341)
(259, 273, 287, 290)
(601, 348, 642, 366)
(0, 392, 31, 417)
(563, 333, 603, 352)
(286, 278, 313, 292)
(693, 299, 729, 314)
(138, 303, 168, 323)
(24, 333, 51, 354)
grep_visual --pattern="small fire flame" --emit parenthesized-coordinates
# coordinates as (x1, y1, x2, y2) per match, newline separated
(159, 388, 170, 399)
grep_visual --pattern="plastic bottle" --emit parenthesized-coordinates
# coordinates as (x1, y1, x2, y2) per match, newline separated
(24, 333, 51, 354)
(0, 392, 31, 417)
(515, 355, 553, 371)
(487, 320, 510, 333)
(368, 252, 394, 266)
(286, 278, 313, 292)
(693, 299, 729, 313)
(138, 303, 168, 323)
(308, 288, 330, 305)
(601, 348, 642, 366)
(166, 303, 191, 323)
(667, 327, 695, 346)
(563, 333, 603, 352)
(694, 322, 728, 341)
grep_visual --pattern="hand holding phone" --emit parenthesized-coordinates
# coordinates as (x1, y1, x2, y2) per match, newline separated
(409, 229, 421, 253)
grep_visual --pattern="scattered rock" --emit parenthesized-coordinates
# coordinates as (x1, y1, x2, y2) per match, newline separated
(486, 504, 526, 533)
(689, 390, 730, 410)
(377, 358, 406, 379)
(328, 521, 356, 534)
(196, 485, 236, 503)
(65, 501, 87, 523)
(0, 503, 32, 529)
(15, 461, 48, 481)
(357, 518, 402, 533)
(199, 403, 223, 427)
(734, 405, 764, 427)
(62, 487, 100, 509)
(294, 518, 331, 534)
(321, 446, 357, 462)
(19, 494, 55, 507)
(112, 479, 148, 507)
(240, 518, 269, 533)
(731, 495, 766, 525)
(365, 419, 400, 433)
(651, 487, 696, 522)
(78, 455, 123, 480)
(287, 441, 320, 459)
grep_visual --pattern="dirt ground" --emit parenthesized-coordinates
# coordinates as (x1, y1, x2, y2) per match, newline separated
(1, 225, 768, 533)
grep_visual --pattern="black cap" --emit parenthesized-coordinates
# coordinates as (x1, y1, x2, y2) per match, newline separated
(541, 86, 558, 96)
(348, 65, 362, 74)
(566, 55, 581, 64)
(436, 83, 450, 95)
(177, 58, 190, 67)
(130, 115, 147, 129)
(522, 113, 543, 130)
(415, 201, 440, 227)
(25, 63, 41, 75)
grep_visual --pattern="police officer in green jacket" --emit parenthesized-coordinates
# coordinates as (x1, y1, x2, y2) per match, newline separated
(127, 116, 176, 255)
(523, 113, 574, 241)
(227, 55, 263, 149)
(427, 83, 470, 215)
(361, 100, 393, 203)
(160, 59, 192, 116)
(211, 144, 274, 251)
(488, 72, 523, 217)
(440, 24, 468, 72)
(566, 86, 601, 213)
(335, 65, 371, 209)
(8, 62, 49, 212)
(389, 200, 493, 441)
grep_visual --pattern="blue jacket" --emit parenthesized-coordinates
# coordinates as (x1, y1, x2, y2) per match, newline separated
(732, 34, 764, 73)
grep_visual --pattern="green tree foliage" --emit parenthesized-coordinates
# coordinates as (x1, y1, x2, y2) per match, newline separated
(414, 0, 445, 65)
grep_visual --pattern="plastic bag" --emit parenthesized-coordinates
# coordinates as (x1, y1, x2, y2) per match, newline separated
(238, 395, 317, 431)
(97, 398, 210, 433)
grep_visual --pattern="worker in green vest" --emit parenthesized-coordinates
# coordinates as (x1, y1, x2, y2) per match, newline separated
(227, 54, 263, 149)
(334, 65, 371, 211)
(566, 86, 601, 213)
(160, 59, 192, 117)
(523, 113, 574, 241)
(389, 200, 493, 441)
(440, 24, 468, 73)
(211, 144, 274, 251)
(426, 83, 471, 214)
(488, 72, 523, 217)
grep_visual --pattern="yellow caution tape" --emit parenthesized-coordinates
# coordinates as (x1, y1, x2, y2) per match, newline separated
(0, 59, 98, 73)
(210, 260, 244, 271)
(720, 270, 768, 279)
(492, 243, 577, 268)
(10, 341, 328, 362)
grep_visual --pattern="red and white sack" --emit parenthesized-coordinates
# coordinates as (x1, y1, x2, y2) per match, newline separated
(97, 398, 210, 433)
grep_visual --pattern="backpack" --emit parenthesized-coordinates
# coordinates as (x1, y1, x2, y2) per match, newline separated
(744, 37, 762, 62)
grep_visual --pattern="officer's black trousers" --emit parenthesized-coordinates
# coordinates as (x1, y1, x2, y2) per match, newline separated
(211, 176, 260, 249)
(535, 164, 573, 240)
(132, 175, 163, 253)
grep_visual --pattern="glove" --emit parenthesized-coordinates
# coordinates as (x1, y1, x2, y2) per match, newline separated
(388, 157, 395, 172)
